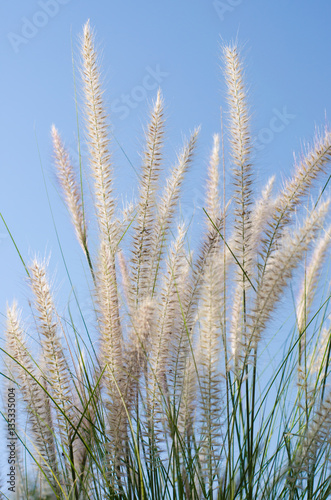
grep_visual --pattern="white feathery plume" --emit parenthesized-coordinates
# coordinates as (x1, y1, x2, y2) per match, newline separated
(95, 240, 126, 462)
(131, 90, 164, 303)
(96, 241, 123, 382)
(196, 135, 224, 449)
(222, 43, 253, 280)
(81, 20, 116, 247)
(69, 360, 95, 481)
(310, 325, 331, 377)
(124, 298, 156, 414)
(205, 133, 221, 232)
(249, 199, 330, 354)
(223, 43, 254, 375)
(51, 125, 87, 253)
(261, 128, 331, 268)
(113, 201, 136, 249)
(196, 248, 224, 481)
(171, 208, 227, 387)
(118, 201, 136, 235)
(291, 391, 331, 481)
(167, 255, 195, 425)
(124, 299, 156, 469)
(296, 225, 331, 334)
(94, 241, 127, 489)
(148, 128, 199, 293)
(29, 258, 74, 456)
(5, 302, 60, 489)
(230, 176, 276, 369)
(229, 285, 243, 371)
(149, 224, 187, 420)
(296, 320, 331, 418)
(249, 175, 276, 268)
(187, 211, 224, 322)
(176, 357, 197, 441)
(118, 249, 135, 314)
(302, 319, 331, 413)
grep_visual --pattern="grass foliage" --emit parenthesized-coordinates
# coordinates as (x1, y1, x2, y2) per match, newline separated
(2, 21, 331, 499)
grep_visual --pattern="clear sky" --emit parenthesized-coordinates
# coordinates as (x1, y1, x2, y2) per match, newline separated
(1, 0, 331, 325)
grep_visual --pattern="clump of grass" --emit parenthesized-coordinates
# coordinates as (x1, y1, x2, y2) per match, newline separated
(2, 21, 331, 500)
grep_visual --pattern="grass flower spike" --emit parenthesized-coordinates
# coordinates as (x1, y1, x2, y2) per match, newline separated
(3, 25, 331, 500)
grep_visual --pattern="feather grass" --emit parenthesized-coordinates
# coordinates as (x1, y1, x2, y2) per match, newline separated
(2, 27, 331, 500)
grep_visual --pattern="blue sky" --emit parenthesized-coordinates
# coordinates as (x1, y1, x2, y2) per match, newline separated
(1, 0, 331, 326)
